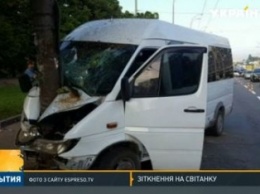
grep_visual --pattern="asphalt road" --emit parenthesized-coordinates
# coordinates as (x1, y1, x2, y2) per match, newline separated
(202, 77, 260, 169)
(1, 77, 260, 169)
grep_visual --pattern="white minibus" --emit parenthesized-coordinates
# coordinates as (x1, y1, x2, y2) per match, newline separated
(17, 19, 233, 170)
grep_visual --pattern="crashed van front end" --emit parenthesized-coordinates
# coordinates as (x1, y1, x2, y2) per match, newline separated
(16, 19, 146, 170)
(16, 86, 102, 169)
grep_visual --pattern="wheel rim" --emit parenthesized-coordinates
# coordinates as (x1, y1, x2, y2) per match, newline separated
(115, 158, 136, 170)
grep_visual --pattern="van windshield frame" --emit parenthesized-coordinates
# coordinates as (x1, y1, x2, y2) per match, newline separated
(60, 41, 137, 96)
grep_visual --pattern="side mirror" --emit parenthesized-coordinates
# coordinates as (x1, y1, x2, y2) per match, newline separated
(18, 74, 32, 93)
(121, 77, 132, 101)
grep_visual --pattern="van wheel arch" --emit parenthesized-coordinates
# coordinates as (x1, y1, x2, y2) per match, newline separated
(90, 142, 141, 170)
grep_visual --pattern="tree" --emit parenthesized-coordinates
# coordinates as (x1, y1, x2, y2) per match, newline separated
(0, 0, 34, 77)
(57, 0, 159, 38)
(122, 10, 159, 19)
(58, 0, 122, 38)
(0, 0, 160, 111)
(0, 0, 160, 78)
(122, 11, 135, 18)
(31, 0, 60, 111)
(31, 0, 129, 111)
(246, 54, 260, 63)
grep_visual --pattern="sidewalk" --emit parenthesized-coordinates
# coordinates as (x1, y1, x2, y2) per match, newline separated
(0, 115, 21, 129)
(0, 122, 20, 149)
(0, 122, 39, 169)
(0, 78, 18, 87)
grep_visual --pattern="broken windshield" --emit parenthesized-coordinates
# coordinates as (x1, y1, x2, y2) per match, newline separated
(60, 41, 137, 96)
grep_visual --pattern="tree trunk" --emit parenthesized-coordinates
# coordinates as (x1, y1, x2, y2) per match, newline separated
(31, 0, 60, 112)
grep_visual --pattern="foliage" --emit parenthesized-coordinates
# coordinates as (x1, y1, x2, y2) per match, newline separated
(58, 0, 123, 38)
(0, 0, 34, 77)
(0, 0, 159, 77)
(58, 0, 159, 38)
(122, 11, 159, 19)
(246, 54, 260, 63)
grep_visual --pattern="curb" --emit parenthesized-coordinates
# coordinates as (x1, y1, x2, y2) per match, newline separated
(0, 115, 20, 130)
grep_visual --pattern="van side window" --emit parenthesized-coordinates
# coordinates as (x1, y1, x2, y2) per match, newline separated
(133, 47, 205, 98)
(224, 49, 233, 78)
(208, 47, 233, 82)
(125, 48, 157, 78)
(160, 49, 203, 96)
(133, 53, 162, 97)
(208, 51, 216, 82)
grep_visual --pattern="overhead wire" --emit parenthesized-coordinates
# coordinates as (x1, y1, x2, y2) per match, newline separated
(203, 0, 220, 31)
(197, 0, 208, 28)
(137, 10, 210, 15)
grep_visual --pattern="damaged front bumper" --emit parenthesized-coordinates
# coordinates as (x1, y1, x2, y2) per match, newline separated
(17, 129, 96, 170)
(20, 146, 96, 170)
(55, 155, 96, 170)
(16, 128, 78, 154)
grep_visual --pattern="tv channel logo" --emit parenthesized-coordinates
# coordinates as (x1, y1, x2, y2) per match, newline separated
(0, 150, 24, 171)
(0, 150, 24, 186)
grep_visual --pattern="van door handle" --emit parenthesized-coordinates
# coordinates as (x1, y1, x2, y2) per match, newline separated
(184, 108, 205, 113)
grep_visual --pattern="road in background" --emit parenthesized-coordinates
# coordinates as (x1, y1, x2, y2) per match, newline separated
(202, 77, 260, 169)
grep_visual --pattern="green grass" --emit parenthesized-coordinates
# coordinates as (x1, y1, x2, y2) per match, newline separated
(0, 86, 26, 120)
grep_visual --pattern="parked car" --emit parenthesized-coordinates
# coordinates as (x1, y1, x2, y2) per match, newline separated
(244, 70, 252, 79)
(240, 69, 246, 77)
(233, 71, 240, 77)
(250, 68, 260, 82)
(233, 68, 245, 77)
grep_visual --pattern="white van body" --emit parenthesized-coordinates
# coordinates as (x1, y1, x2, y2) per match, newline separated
(18, 19, 233, 170)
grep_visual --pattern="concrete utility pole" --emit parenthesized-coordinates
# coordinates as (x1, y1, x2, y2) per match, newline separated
(172, 0, 176, 24)
(31, 0, 60, 112)
(135, 0, 138, 15)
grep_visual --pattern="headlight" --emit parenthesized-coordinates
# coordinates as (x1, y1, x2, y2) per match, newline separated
(17, 126, 40, 144)
(65, 156, 96, 170)
(32, 139, 78, 155)
(18, 111, 40, 145)
(57, 144, 67, 154)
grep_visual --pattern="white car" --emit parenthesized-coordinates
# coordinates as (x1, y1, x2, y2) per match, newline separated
(233, 71, 240, 77)
(244, 71, 252, 79)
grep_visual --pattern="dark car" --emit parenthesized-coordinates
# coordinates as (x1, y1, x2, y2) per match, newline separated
(233, 68, 245, 77)
(250, 68, 260, 82)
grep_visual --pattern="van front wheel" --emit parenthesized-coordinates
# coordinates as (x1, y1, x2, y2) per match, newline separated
(211, 111, 224, 136)
(94, 147, 141, 170)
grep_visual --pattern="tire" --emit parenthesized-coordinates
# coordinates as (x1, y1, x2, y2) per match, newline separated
(93, 147, 141, 170)
(211, 110, 224, 136)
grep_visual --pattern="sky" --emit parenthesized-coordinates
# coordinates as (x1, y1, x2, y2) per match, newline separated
(118, 0, 260, 62)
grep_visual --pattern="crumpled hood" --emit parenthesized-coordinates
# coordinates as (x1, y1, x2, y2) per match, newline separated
(39, 89, 101, 121)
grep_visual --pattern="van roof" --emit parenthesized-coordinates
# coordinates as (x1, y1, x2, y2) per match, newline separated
(64, 19, 230, 48)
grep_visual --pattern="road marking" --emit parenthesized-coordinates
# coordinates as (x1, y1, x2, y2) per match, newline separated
(237, 80, 258, 96)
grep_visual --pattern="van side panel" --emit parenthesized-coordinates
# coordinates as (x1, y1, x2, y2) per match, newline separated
(205, 45, 233, 128)
(206, 79, 234, 127)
